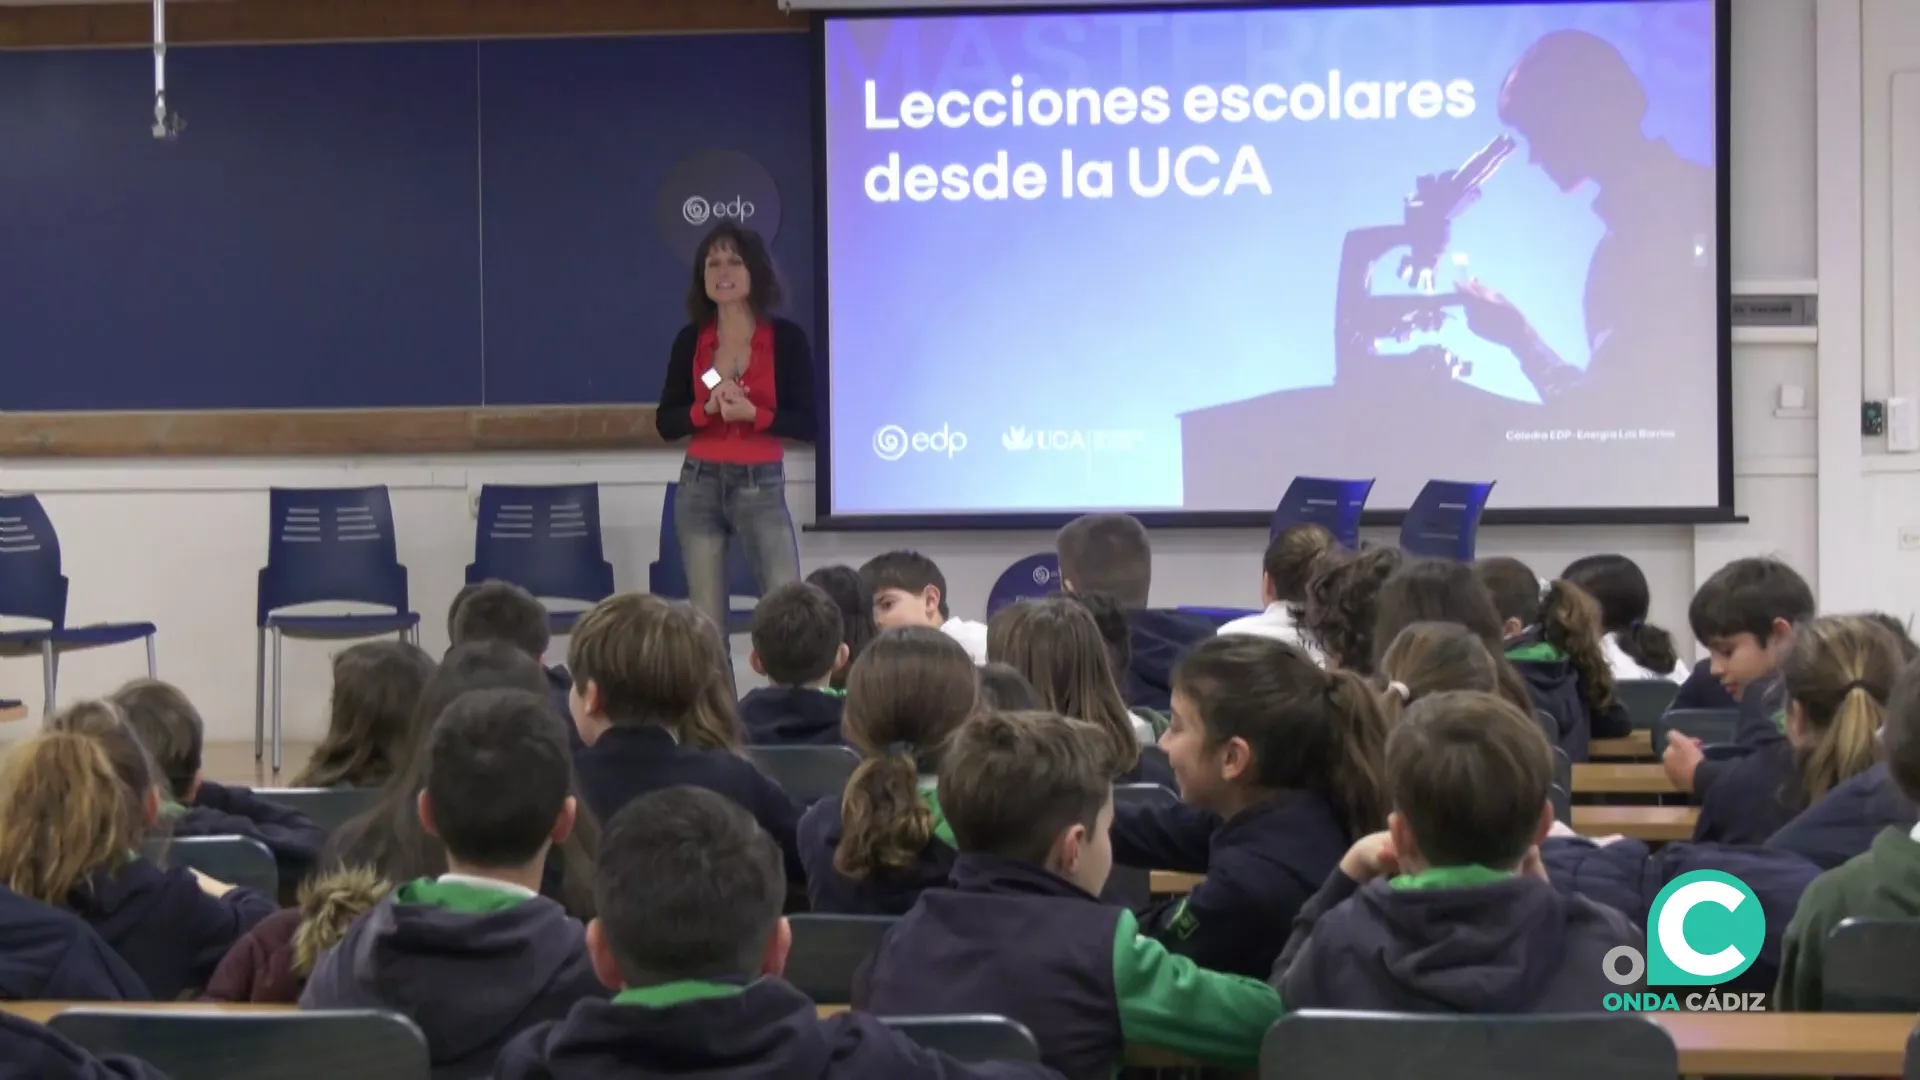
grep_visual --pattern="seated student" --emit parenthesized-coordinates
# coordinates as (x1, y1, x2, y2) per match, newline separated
(1367, 557, 1537, 721)
(987, 597, 1172, 787)
(1108, 635, 1390, 979)
(1067, 590, 1168, 740)
(1561, 554, 1691, 682)
(0, 886, 150, 1001)
(1272, 690, 1639, 1011)
(1671, 656, 1742, 711)
(797, 628, 976, 915)
(110, 679, 327, 876)
(204, 867, 388, 1004)
(977, 662, 1043, 712)
(1475, 557, 1631, 761)
(303, 689, 605, 1077)
(0, 702, 275, 1000)
(1680, 556, 1817, 753)
(1055, 513, 1215, 711)
(1218, 523, 1337, 657)
(0, 1011, 165, 1080)
(857, 711, 1283, 1079)
(497, 787, 1057, 1080)
(1301, 545, 1402, 674)
(1768, 760, 1920, 870)
(1669, 615, 1902, 846)
(1373, 621, 1511, 726)
(567, 594, 803, 881)
(860, 550, 989, 664)
(807, 565, 878, 691)
(291, 641, 436, 790)
(742, 582, 850, 746)
(449, 579, 579, 748)
(324, 642, 601, 921)
(1776, 654, 1920, 1010)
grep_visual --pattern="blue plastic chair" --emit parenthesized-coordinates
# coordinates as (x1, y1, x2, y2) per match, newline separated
(50, 1008, 430, 1080)
(986, 553, 1062, 617)
(1397, 479, 1496, 560)
(256, 487, 419, 773)
(0, 493, 157, 718)
(1271, 476, 1374, 549)
(648, 482, 784, 636)
(465, 484, 615, 635)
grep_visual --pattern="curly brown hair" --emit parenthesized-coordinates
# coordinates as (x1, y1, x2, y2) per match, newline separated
(1304, 546, 1404, 674)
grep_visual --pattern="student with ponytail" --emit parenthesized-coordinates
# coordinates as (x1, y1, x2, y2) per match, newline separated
(1560, 554, 1689, 682)
(1374, 622, 1510, 726)
(1671, 615, 1905, 845)
(1108, 635, 1391, 978)
(1475, 557, 1631, 761)
(1302, 546, 1402, 674)
(797, 627, 979, 915)
(1370, 558, 1538, 722)
(0, 701, 275, 1000)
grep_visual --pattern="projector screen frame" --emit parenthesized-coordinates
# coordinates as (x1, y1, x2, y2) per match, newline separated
(807, 0, 1736, 532)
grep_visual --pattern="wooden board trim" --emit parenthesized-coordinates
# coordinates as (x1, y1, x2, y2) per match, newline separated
(0, 407, 667, 458)
(0, 0, 801, 50)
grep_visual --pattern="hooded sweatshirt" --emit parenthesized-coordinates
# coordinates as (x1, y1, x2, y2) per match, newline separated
(1768, 763, 1920, 870)
(796, 788, 956, 916)
(1273, 864, 1640, 1012)
(1123, 610, 1216, 712)
(740, 687, 847, 747)
(0, 1012, 166, 1080)
(495, 976, 1059, 1080)
(1506, 637, 1631, 763)
(1775, 825, 1920, 1010)
(67, 858, 276, 1001)
(0, 885, 149, 1002)
(300, 876, 607, 1080)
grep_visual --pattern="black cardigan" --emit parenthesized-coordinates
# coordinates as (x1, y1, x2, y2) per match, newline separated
(655, 317, 817, 443)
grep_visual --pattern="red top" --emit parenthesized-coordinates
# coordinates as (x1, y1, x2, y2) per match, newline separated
(686, 320, 783, 464)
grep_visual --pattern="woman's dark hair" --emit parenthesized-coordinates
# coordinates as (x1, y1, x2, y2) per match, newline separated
(685, 223, 782, 323)
(1372, 558, 1537, 718)
(1561, 553, 1680, 675)
(1172, 636, 1390, 841)
(325, 641, 601, 918)
(295, 641, 436, 790)
(987, 596, 1141, 776)
(1476, 556, 1616, 716)
(807, 565, 878, 691)
(1303, 546, 1402, 674)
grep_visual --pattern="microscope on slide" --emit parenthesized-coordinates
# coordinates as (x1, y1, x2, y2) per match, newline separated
(1330, 133, 1516, 390)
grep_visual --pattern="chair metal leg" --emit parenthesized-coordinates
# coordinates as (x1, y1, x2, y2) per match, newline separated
(254, 628, 266, 761)
(270, 628, 284, 774)
(144, 635, 157, 679)
(40, 641, 56, 721)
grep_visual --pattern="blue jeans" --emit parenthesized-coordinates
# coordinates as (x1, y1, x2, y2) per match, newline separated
(673, 459, 800, 635)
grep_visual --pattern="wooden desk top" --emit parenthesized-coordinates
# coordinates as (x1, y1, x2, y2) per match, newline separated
(1149, 870, 1202, 895)
(1652, 1011, 1915, 1076)
(1571, 805, 1698, 842)
(1572, 762, 1679, 795)
(0, 704, 25, 724)
(1, 1001, 294, 1025)
(1590, 730, 1654, 758)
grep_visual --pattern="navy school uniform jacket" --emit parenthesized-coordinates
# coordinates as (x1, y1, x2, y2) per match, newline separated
(572, 722, 804, 882)
(300, 877, 607, 1080)
(1688, 672, 1791, 808)
(1122, 609, 1215, 713)
(495, 977, 1061, 1080)
(548, 666, 585, 754)
(67, 858, 275, 1001)
(0, 886, 149, 1001)
(176, 781, 327, 878)
(1108, 792, 1350, 979)
(1539, 836, 1822, 993)
(1505, 638, 1631, 764)
(1691, 736, 1803, 846)
(1768, 763, 1920, 870)
(855, 854, 1284, 1080)
(0, 1012, 166, 1080)
(741, 686, 848, 747)
(1272, 864, 1640, 1012)
(797, 788, 956, 916)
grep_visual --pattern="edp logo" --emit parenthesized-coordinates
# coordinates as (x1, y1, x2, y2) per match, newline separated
(872, 425, 967, 462)
(1603, 871, 1765, 987)
(681, 196, 756, 227)
(656, 149, 783, 263)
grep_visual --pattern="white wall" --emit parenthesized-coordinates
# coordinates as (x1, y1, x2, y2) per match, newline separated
(0, 0, 1863, 745)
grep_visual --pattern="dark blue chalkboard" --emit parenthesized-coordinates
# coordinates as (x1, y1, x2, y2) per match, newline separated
(0, 33, 813, 412)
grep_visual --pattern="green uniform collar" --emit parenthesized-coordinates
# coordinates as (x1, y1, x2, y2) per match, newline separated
(395, 876, 533, 914)
(613, 981, 748, 1007)
(1391, 864, 1514, 891)
(1506, 641, 1567, 663)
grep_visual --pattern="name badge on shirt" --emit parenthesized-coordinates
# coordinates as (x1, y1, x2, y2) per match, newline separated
(700, 368, 724, 390)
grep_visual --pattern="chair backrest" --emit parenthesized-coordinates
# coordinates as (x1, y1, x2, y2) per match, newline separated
(1260, 1011, 1678, 1080)
(1271, 476, 1375, 550)
(151, 836, 279, 898)
(987, 553, 1062, 618)
(785, 914, 897, 1003)
(1824, 918, 1920, 1011)
(1533, 709, 1560, 747)
(50, 1008, 430, 1080)
(1109, 783, 1180, 909)
(1652, 708, 1741, 757)
(257, 487, 409, 625)
(1614, 679, 1680, 731)
(254, 787, 383, 837)
(1397, 480, 1496, 561)
(1907, 1018, 1920, 1080)
(748, 745, 862, 804)
(467, 484, 616, 605)
(0, 493, 69, 626)
(882, 1016, 1042, 1063)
